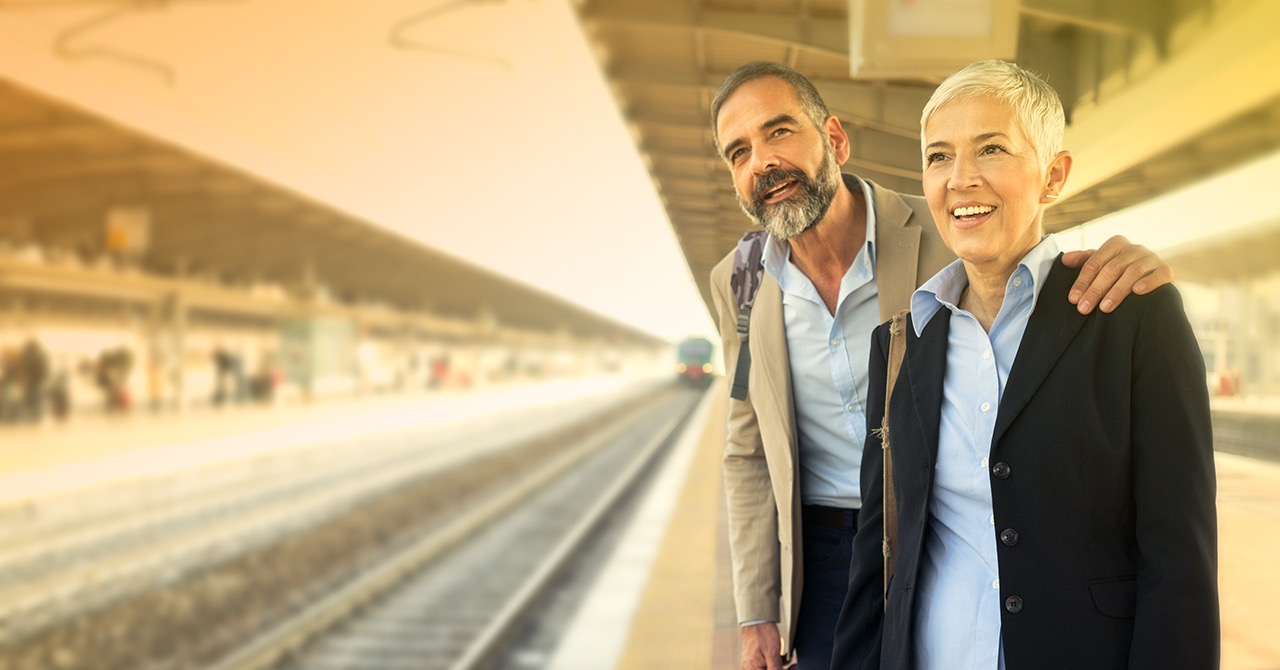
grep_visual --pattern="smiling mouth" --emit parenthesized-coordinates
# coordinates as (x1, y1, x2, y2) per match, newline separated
(761, 180, 797, 203)
(952, 205, 995, 218)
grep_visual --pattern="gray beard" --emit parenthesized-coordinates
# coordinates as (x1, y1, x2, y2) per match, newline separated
(739, 148, 842, 240)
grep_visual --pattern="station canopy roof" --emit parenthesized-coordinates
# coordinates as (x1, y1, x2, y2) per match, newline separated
(2, 0, 1277, 339)
(0, 80, 664, 347)
(571, 0, 1280, 311)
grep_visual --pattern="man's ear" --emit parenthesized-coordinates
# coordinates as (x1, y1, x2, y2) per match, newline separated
(825, 115, 851, 165)
(1042, 150, 1073, 203)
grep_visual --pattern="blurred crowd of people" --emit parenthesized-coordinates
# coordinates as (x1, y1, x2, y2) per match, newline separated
(0, 339, 142, 424)
(1, 241, 647, 426)
(0, 338, 286, 425)
(0, 339, 68, 424)
(0, 333, 585, 428)
(212, 345, 282, 407)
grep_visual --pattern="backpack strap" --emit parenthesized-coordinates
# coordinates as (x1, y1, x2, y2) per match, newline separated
(881, 308, 909, 603)
(728, 230, 767, 401)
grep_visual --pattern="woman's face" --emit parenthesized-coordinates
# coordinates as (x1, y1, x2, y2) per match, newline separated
(922, 96, 1060, 276)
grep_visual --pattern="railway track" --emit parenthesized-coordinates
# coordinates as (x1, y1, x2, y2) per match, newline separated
(1212, 409, 1280, 463)
(1, 381, 699, 670)
(224, 385, 708, 670)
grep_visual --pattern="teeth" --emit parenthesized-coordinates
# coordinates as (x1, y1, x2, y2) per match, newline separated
(953, 205, 995, 217)
(765, 181, 793, 197)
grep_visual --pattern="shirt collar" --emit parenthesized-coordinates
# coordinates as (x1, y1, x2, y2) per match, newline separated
(761, 172, 878, 283)
(909, 235, 1061, 336)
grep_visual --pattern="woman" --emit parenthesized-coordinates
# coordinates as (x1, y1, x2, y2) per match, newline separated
(830, 60, 1218, 669)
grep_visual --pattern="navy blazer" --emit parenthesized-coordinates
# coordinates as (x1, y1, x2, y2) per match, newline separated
(831, 258, 1219, 670)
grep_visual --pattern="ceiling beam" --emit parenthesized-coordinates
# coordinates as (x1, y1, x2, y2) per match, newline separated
(582, 6, 848, 59)
(1061, 0, 1280, 201)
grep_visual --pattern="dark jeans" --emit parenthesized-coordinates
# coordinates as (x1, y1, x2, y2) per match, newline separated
(794, 510, 856, 670)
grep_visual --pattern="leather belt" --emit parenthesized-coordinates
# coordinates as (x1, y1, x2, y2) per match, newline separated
(802, 505, 857, 531)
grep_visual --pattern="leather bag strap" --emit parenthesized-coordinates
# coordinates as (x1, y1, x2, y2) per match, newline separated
(882, 309, 909, 603)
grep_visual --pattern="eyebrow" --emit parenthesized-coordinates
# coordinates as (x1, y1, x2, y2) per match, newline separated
(925, 131, 1010, 152)
(722, 113, 803, 160)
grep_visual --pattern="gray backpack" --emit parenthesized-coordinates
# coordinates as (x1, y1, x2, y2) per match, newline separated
(728, 230, 767, 401)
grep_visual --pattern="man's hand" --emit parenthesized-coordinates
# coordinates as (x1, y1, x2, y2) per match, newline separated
(1061, 234, 1173, 314)
(740, 622, 785, 670)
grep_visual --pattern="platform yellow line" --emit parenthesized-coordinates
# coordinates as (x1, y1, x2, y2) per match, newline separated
(617, 384, 731, 670)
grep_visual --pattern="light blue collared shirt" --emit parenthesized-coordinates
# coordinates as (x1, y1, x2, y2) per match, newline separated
(761, 174, 879, 508)
(908, 235, 1060, 670)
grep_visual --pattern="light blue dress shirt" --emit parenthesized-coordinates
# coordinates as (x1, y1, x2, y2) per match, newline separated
(907, 235, 1060, 670)
(761, 174, 879, 509)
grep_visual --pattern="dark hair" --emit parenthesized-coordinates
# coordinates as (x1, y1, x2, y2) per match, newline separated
(710, 61, 831, 154)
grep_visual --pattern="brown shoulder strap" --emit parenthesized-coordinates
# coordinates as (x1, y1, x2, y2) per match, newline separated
(882, 308, 909, 603)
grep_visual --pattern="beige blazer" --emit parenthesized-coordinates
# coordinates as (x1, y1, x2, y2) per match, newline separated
(709, 178, 954, 654)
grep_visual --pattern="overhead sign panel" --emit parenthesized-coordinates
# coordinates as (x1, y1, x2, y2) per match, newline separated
(849, 0, 1021, 80)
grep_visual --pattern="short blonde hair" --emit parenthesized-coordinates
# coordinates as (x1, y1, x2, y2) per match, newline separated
(921, 60, 1065, 167)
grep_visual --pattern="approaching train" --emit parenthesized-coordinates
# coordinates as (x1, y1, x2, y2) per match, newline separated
(675, 337, 715, 387)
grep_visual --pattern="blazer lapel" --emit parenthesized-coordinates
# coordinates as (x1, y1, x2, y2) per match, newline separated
(905, 310, 951, 468)
(751, 275, 797, 455)
(871, 183, 923, 321)
(992, 260, 1088, 445)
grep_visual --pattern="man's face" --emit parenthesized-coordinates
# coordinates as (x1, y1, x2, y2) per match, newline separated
(715, 77, 843, 240)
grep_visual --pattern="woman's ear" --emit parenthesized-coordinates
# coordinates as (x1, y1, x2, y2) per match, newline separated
(1042, 150, 1073, 204)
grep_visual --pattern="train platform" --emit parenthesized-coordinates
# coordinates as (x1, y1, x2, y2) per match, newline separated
(545, 380, 738, 670)
(0, 374, 662, 509)
(551, 381, 1280, 670)
(1214, 397, 1280, 416)
(3, 378, 1278, 668)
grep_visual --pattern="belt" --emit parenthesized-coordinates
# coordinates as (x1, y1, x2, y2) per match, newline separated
(802, 505, 857, 531)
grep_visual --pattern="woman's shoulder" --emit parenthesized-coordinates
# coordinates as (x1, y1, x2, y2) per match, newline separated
(1105, 282, 1187, 324)
(1048, 258, 1186, 321)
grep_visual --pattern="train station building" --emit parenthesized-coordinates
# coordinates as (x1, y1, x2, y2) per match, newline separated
(0, 1, 1277, 668)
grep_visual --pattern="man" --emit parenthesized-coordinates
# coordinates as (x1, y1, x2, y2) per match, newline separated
(707, 61, 1172, 670)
